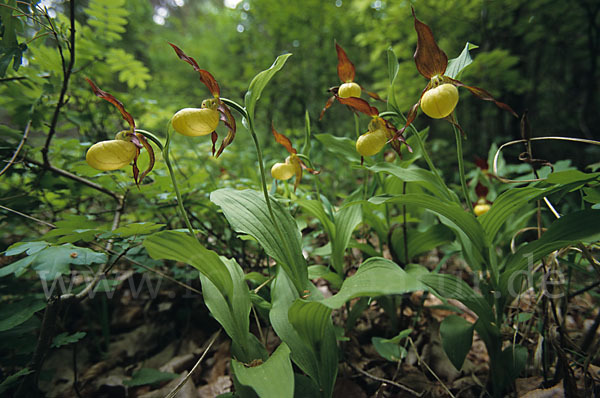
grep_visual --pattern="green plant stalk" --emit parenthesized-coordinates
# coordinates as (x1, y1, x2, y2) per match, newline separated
(453, 124, 474, 212)
(380, 109, 454, 202)
(221, 98, 306, 293)
(163, 126, 197, 239)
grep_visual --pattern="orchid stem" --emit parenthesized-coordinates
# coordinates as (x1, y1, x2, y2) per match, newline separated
(163, 126, 197, 239)
(453, 124, 473, 212)
(409, 124, 454, 201)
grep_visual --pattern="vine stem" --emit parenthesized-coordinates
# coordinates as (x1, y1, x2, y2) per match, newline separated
(453, 124, 474, 212)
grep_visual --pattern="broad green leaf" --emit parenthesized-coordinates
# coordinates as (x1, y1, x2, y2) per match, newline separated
(288, 300, 337, 398)
(500, 344, 528, 384)
(500, 210, 600, 299)
(391, 224, 454, 261)
(0, 368, 33, 395)
(144, 230, 233, 297)
(245, 53, 292, 123)
(211, 189, 307, 293)
(331, 204, 362, 274)
(323, 258, 427, 308)
(369, 193, 487, 259)
(368, 163, 456, 201)
(5, 241, 49, 256)
(479, 187, 546, 243)
(232, 343, 294, 398)
(52, 331, 87, 348)
(296, 199, 335, 239)
(419, 274, 494, 326)
(315, 133, 360, 163)
(545, 169, 599, 185)
(270, 269, 330, 397)
(123, 368, 178, 387)
(0, 297, 46, 332)
(387, 47, 400, 110)
(372, 336, 407, 362)
(307, 265, 343, 288)
(0, 255, 38, 278)
(200, 257, 266, 363)
(419, 273, 498, 350)
(108, 222, 165, 238)
(440, 315, 474, 370)
(297, 200, 361, 275)
(446, 42, 478, 79)
(34, 245, 107, 280)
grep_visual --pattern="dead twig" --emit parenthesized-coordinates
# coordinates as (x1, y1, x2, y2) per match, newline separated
(348, 361, 423, 397)
(165, 329, 221, 398)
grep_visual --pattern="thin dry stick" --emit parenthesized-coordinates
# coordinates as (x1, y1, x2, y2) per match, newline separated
(348, 361, 423, 397)
(0, 120, 31, 177)
(25, 157, 122, 202)
(41, 0, 75, 165)
(409, 337, 456, 398)
(165, 329, 221, 398)
(0, 204, 56, 228)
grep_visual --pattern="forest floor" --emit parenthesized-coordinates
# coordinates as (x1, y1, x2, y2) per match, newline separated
(36, 252, 599, 398)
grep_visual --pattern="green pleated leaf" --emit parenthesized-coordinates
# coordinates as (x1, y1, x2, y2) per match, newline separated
(269, 269, 331, 397)
(419, 273, 494, 326)
(315, 133, 361, 163)
(211, 188, 307, 293)
(288, 300, 337, 398)
(440, 315, 475, 370)
(387, 47, 400, 110)
(479, 187, 547, 243)
(369, 193, 487, 259)
(297, 200, 361, 275)
(500, 210, 600, 298)
(323, 258, 428, 309)
(232, 343, 294, 398)
(200, 257, 266, 363)
(368, 163, 456, 201)
(0, 297, 46, 332)
(446, 42, 478, 79)
(331, 204, 362, 274)
(245, 53, 292, 123)
(144, 230, 233, 297)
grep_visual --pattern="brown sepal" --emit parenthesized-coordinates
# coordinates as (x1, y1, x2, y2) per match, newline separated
(271, 124, 297, 155)
(448, 77, 518, 118)
(337, 96, 379, 117)
(131, 147, 141, 187)
(392, 100, 421, 141)
(86, 78, 135, 130)
(412, 7, 448, 79)
(335, 43, 355, 83)
(211, 131, 218, 156)
(475, 182, 489, 199)
(362, 87, 386, 102)
(136, 133, 155, 186)
(382, 118, 412, 157)
(474, 156, 489, 171)
(169, 43, 221, 98)
(215, 102, 237, 157)
(444, 113, 467, 138)
(319, 95, 336, 120)
(298, 158, 320, 175)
